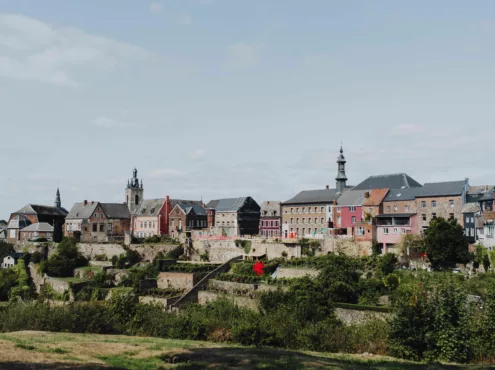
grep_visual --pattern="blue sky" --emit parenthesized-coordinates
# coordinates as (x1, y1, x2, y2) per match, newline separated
(1, 0, 495, 219)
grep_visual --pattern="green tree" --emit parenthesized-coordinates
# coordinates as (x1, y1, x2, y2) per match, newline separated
(474, 245, 490, 272)
(40, 237, 87, 277)
(423, 217, 470, 270)
(0, 241, 15, 260)
(377, 253, 398, 277)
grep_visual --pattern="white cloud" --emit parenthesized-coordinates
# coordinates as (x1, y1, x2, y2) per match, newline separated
(177, 14, 192, 25)
(149, 2, 163, 12)
(190, 148, 206, 159)
(149, 168, 186, 179)
(390, 123, 424, 136)
(226, 42, 262, 69)
(0, 13, 151, 87)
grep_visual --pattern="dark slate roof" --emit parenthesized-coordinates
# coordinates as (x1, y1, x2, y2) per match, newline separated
(20, 222, 54, 233)
(170, 199, 203, 208)
(468, 185, 495, 195)
(480, 193, 494, 202)
(207, 197, 248, 211)
(135, 198, 165, 217)
(282, 188, 339, 205)
(14, 204, 68, 217)
(416, 180, 466, 198)
(336, 190, 367, 206)
(66, 202, 98, 220)
(384, 187, 423, 202)
(101, 203, 131, 219)
(182, 204, 207, 216)
(353, 173, 422, 191)
(7, 215, 31, 229)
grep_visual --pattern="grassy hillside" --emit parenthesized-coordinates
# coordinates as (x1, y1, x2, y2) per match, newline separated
(0, 331, 489, 370)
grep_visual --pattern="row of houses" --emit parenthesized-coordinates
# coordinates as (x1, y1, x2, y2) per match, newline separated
(3, 147, 495, 253)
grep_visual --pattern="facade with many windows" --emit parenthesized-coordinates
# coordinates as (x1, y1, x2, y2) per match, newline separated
(259, 201, 281, 238)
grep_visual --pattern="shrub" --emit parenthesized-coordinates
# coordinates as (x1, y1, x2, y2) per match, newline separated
(164, 245, 184, 260)
(40, 237, 87, 277)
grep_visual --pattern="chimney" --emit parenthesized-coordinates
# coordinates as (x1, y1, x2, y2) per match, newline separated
(83, 200, 87, 206)
(326, 185, 329, 190)
(365, 191, 370, 198)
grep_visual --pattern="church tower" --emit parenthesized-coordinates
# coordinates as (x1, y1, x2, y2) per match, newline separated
(54, 188, 61, 209)
(126, 168, 143, 214)
(336, 145, 348, 193)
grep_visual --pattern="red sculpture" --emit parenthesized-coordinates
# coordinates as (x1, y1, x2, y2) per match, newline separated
(253, 260, 265, 276)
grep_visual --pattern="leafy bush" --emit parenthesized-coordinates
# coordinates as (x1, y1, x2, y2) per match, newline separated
(158, 263, 218, 273)
(39, 237, 87, 277)
(112, 249, 141, 269)
(164, 245, 184, 260)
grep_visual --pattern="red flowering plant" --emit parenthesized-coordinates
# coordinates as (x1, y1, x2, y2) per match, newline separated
(253, 260, 265, 277)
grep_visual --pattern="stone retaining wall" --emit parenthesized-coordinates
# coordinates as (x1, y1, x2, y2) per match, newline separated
(335, 308, 390, 324)
(157, 272, 198, 290)
(139, 295, 180, 307)
(77, 243, 126, 259)
(276, 267, 320, 279)
(198, 291, 258, 310)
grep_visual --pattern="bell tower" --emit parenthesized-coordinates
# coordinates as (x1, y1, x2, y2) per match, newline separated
(336, 145, 348, 193)
(126, 168, 144, 214)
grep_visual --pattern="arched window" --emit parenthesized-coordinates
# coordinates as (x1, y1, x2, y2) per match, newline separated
(135, 194, 139, 205)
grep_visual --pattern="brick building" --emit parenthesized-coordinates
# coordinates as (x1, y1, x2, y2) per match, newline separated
(169, 203, 207, 238)
(7, 188, 67, 243)
(19, 222, 54, 242)
(334, 190, 367, 234)
(132, 198, 169, 239)
(206, 197, 260, 237)
(415, 180, 468, 232)
(259, 201, 281, 238)
(65, 201, 131, 243)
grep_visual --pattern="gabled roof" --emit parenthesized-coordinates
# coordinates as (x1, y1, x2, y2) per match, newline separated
(336, 190, 367, 206)
(462, 203, 481, 214)
(100, 204, 131, 219)
(384, 187, 423, 202)
(362, 188, 389, 206)
(14, 204, 68, 217)
(66, 202, 98, 220)
(20, 222, 54, 233)
(260, 201, 281, 214)
(135, 198, 165, 217)
(8, 215, 31, 229)
(468, 185, 495, 195)
(353, 173, 422, 191)
(282, 188, 339, 205)
(183, 204, 207, 216)
(170, 199, 203, 208)
(207, 197, 251, 212)
(416, 180, 466, 198)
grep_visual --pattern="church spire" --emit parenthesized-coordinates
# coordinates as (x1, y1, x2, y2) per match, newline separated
(336, 145, 348, 193)
(55, 188, 61, 208)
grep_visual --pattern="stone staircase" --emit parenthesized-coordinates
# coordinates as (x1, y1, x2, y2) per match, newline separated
(170, 255, 242, 310)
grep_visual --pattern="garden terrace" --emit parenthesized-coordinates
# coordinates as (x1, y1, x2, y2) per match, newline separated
(140, 287, 184, 298)
(157, 263, 220, 273)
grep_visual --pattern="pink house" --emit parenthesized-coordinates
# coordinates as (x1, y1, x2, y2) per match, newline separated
(335, 190, 367, 233)
(376, 213, 418, 254)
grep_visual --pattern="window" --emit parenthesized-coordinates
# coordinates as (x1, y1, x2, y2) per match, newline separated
(351, 216, 356, 223)
(383, 228, 389, 234)
(405, 205, 409, 212)
(421, 201, 426, 208)
(302, 228, 305, 235)
(99, 223, 105, 232)
(308, 228, 311, 234)
(449, 213, 454, 220)
(432, 213, 437, 219)
(393, 228, 398, 234)
(271, 221, 274, 227)
(296, 218, 299, 223)
(95, 213, 98, 219)
(394, 206, 398, 212)
(315, 207, 318, 212)
(302, 207, 306, 213)
(290, 218, 294, 223)
(108, 223, 113, 232)
(422, 214, 426, 221)
(321, 218, 324, 224)
(290, 208, 293, 214)
(337, 216, 341, 224)
(302, 218, 306, 224)
(356, 227, 365, 236)
(296, 228, 299, 234)
(401, 228, 406, 234)
(386, 206, 390, 212)
(368, 207, 373, 214)
(432, 200, 436, 207)
(172, 220, 175, 227)
(350, 206, 356, 212)
(321, 207, 324, 212)
(449, 200, 454, 208)
(296, 208, 300, 213)
(92, 223, 97, 232)
(308, 218, 311, 224)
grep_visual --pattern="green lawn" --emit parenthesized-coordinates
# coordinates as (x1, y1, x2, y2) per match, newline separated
(0, 331, 490, 369)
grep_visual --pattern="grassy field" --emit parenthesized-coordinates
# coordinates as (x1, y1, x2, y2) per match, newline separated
(0, 331, 491, 369)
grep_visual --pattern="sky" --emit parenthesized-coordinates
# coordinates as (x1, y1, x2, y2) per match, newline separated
(1, 0, 495, 219)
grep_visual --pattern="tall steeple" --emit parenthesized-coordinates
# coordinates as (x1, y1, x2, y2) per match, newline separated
(336, 145, 348, 193)
(55, 188, 61, 209)
(126, 168, 144, 214)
